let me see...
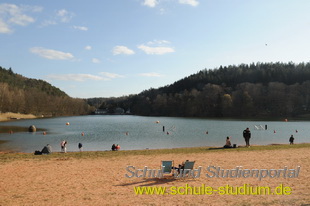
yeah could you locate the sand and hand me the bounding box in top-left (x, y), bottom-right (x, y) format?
top-left (0, 112), bottom-right (37, 122)
top-left (0, 147), bottom-right (309, 206)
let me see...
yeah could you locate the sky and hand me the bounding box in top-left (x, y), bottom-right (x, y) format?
top-left (1, 0), bottom-right (310, 98)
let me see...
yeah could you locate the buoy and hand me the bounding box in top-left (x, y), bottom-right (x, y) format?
top-left (66, 122), bottom-right (70, 125)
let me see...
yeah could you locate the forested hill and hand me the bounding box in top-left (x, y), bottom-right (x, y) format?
top-left (0, 66), bottom-right (92, 116)
top-left (159, 62), bottom-right (310, 94)
top-left (106, 62), bottom-right (310, 118)
top-left (0, 67), bottom-right (67, 97)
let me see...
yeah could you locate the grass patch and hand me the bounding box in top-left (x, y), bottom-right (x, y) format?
top-left (1, 143), bottom-right (310, 163)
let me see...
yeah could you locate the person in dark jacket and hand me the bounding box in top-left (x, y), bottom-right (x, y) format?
top-left (289, 135), bottom-right (294, 145)
top-left (41, 144), bottom-right (52, 154)
top-left (78, 143), bottom-right (83, 151)
top-left (243, 128), bottom-right (251, 147)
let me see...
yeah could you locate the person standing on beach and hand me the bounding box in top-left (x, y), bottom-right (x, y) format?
top-left (61, 140), bottom-right (67, 153)
top-left (78, 143), bottom-right (83, 151)
top-left (64, 141), bottom-right (67, 153)
top-left (289, 135), bottom-right (294, 145)
top-left (61, 140), bottom-right (65, 152)
top-left (243, 128), bottom-right (251, 147)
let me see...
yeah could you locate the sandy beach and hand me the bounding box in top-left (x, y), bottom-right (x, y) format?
top-left (0, 145), bottom-right (309, 206)
top-left (0, 112), bottom-right (37, 122)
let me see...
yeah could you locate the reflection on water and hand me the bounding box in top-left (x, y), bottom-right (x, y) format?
top-left (0, 115), bottom-right (309, 153)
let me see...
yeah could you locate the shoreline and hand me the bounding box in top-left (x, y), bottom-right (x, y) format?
top-left (1, 143), bottom-right (309, 159)
top-left (1, 142), bottom-right (310, 155)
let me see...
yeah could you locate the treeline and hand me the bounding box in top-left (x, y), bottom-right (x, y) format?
top-left (87, 96), bottom-right (131, 114)
top-left (0, 67), bottom-right (93, 116)
top-left (98, 62), bottom-right (310, 118)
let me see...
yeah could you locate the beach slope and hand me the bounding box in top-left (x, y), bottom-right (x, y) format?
top-left (0, 145), bottom-right (309, 206)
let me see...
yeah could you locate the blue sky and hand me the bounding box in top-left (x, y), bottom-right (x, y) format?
top-left (1, 0), bottom-right (310, 98)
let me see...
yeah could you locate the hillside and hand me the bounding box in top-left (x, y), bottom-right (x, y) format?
top-left (96, 62), bottom-right (310, 118)
top-left (0, 67), bottom-right (67, 97)
top-left (0, 66), bottom-right (92, 116)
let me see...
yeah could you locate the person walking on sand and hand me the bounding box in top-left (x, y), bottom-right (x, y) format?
top-left (243, 128), bottom-right (251, 147)
top-left (289, 135), bottom-right (294, 145)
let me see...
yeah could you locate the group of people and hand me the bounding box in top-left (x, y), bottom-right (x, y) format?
top-left (223, 127), bottom-right (295, 148)
top-left (222, 127), bottom-right (250, 148)
top-left (60, 141), bottom-right (83, 152)
top-left (36, 141), bottom-right (123, 154)
top-left (111, 144), bottom-right (121, 151)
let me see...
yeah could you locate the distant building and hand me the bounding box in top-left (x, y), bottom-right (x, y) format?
top-left (94, 109), bottom-right (108, 115)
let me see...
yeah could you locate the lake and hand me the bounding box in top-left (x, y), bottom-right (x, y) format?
top-left (0, 115), bottom-right (309, 153)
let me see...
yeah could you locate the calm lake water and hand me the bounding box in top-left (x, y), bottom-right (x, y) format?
top-left (0, 115), bottom-right (309, 153)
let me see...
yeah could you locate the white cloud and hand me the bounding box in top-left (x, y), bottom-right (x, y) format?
top-left (85, 45), bottom-right (92, 50)
top-left (73, 25), bottom-right (88, 31)
top-left (178, 0), bottom-right (199, 7)
top-left (40, 9), bottom-right (74, 27)
top-left (100, 72), bottom-right (124, 79)
top-left (92, 58), bottom-right (100, 63)
top-left (113, 46), bottom-right (135, 55)
top-left (139, 72), bottom-right (163, 77)
top-left (46, 72), bottom-right (125, 82)
top-left (9, 13), bottom-right (34, 26)
top-left (0, 3), bottom-right (42, 33)
top-left (46, 74), bottom-right (103, 82)
top-left (147, 40), bottom-right (171, 45)
top-left (24, 5), bottom-right (43, 13)
top-left (40, 20), bottom-right (57, 27)
top-left (138, 45), bottom-right (175, 55)
top-left (56, 9), bottom-right (74, 23)
top-left (30, 47), bottom-right (74, 60)
top-left (143, 0), bottom-right (158, 8)
top-left (0, 19), bottom-right (11, 33)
